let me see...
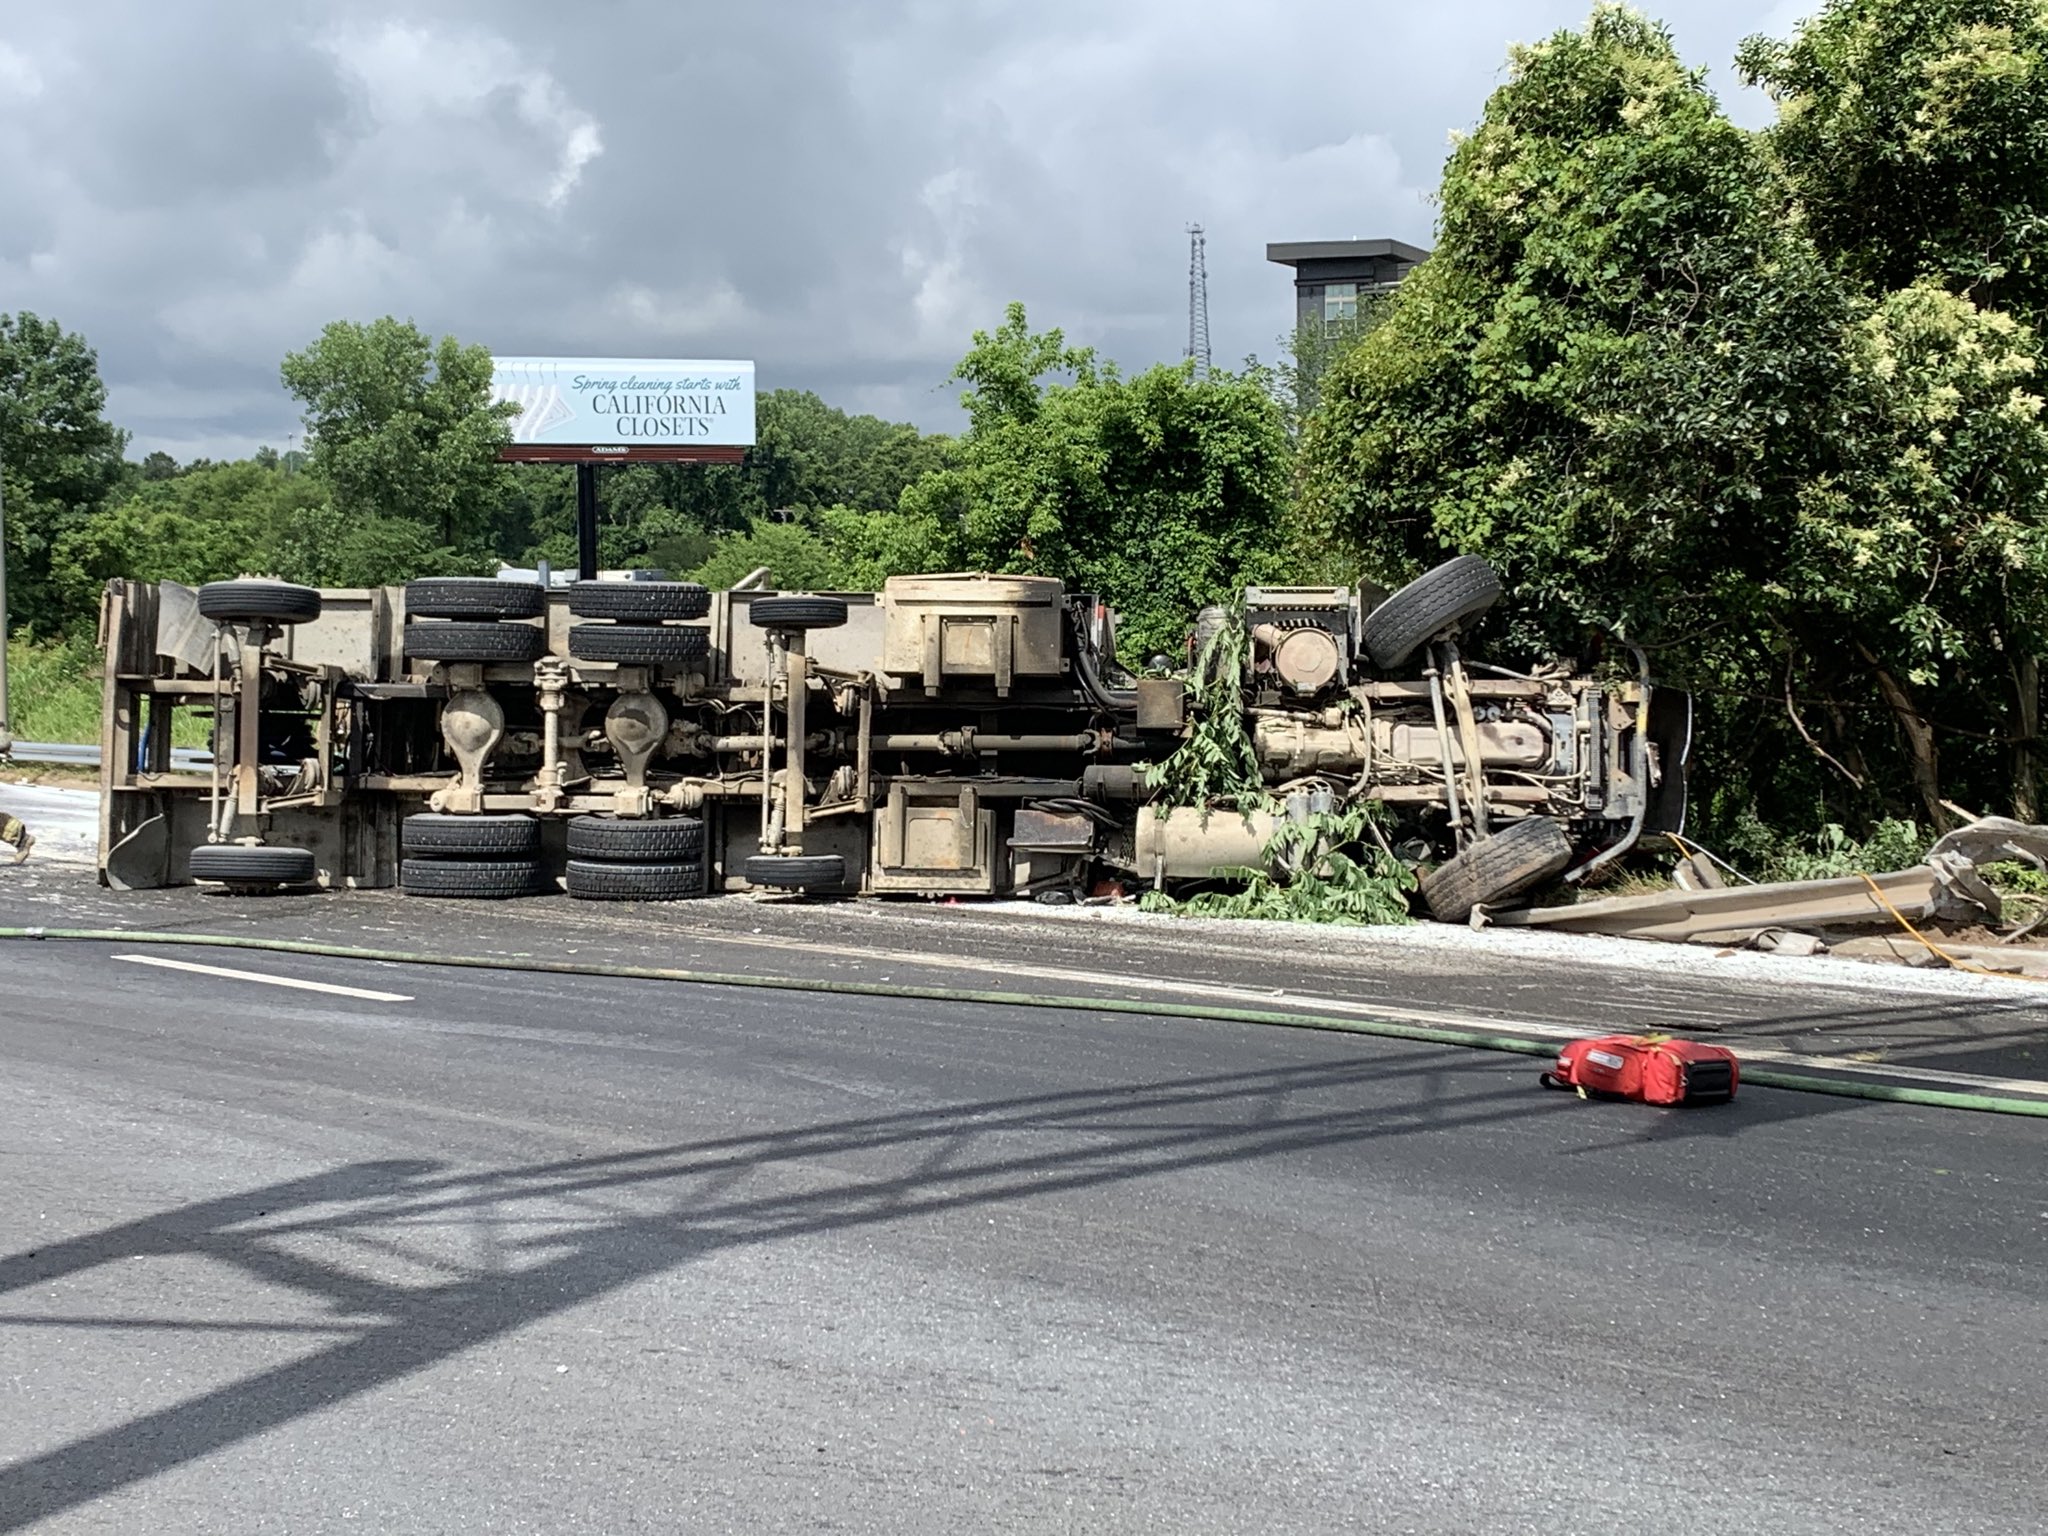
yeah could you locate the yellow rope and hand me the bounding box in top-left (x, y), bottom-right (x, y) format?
top-left (1856, 870), bottom-right (2048, 983)
top-left (1668, 833), bottom-right (2044, 981)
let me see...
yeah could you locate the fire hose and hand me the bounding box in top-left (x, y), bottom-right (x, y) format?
top-left (1, 926), bottom-right (2044, 1117)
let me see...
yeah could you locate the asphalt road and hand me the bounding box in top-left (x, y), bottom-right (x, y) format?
top-left (11, 782), bottom-right (2048, 1084)
top-left (1, 939), bottom-right (2043, 1533)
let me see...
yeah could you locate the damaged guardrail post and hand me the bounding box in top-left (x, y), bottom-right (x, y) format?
top-left (1488, 814), bottom-right (2048, 948)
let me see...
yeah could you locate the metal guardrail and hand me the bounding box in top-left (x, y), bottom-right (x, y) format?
top-left (8, 741), bottom-right (212, 770)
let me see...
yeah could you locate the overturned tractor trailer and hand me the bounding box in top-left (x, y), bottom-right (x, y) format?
top-left (94, 556), bottom-right (1691, 921)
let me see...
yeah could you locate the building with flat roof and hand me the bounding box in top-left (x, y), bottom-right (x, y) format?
top-left (1266, 238), bottom-right (1429, 331)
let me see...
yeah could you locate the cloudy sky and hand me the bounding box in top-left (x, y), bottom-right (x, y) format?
top-left (1, 0), bottom-right (1811, 459)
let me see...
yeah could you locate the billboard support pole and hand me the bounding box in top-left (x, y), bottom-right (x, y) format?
top-left (575, 463), bottom-right (599, 582)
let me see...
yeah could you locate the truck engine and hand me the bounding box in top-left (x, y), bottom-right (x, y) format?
top-left (94, 557), bottom-right (1689, 921)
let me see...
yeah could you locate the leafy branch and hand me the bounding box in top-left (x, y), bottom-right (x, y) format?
top-left (1140, 805), bottom-right (1416, 926)
top-left (1144, 607), bottom-right (1264, 810)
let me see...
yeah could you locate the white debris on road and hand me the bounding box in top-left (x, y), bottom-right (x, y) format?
top-left (0, 782), bottom-right (98, 866)
top-left (12, 779), bottom-right (2047, 1002)
top-left (992, 894), bottom-right (2048, 1005)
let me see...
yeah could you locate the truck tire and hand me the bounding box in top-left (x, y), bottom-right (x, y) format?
top-left (400, 857), bottom-right (547, 899)
top-left (743, 852), bottom-right (846, 890)
top-left (189, 843), bottom-right (318, 888)
top-left (197, 580), bottom-right (322, 626)
top-left (566, 815), bottom-right (705, 862)
top-left (1360, 555), bottom-right (1502, 671)
top-left (566, 623), bottom-right (709, 666)
top-left (565, 858), bottom-right (706, 901)
top-left (402, 813), bottom-right (542, 858)
top-left (567, 581), bottom-right (711, 622)
top-left (1420, 815), bottom-right (1573, 923)
top-left (748, 595), bottom-right (848, 632)
top-left (404, 577), bottom-right (545, 620)
top-left (404, 621), bottom-right (547, 664)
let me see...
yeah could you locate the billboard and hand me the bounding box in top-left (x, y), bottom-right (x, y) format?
top-left (492, 357), bottom-right (755, 463)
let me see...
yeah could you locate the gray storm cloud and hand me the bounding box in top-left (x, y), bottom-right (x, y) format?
top-left (0, 0), bottom-right (1801, 458)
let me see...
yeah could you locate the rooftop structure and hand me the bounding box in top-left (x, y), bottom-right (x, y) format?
top-left (1266, 238), bottom-right (1429, 332)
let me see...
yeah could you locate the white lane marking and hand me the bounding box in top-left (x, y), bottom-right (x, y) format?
top-left (113, 953), bottom-right (413, 1003)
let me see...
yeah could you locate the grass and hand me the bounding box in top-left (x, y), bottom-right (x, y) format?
top-left (7, 636), bottom-right (103, 744)
top-left (6, 635), bottom-right (210, 748)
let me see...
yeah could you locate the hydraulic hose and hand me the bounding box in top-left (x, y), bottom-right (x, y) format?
top-left (3, 926), bottom-right (2045, 1118)
top-left (1065, 609), bottom-right (1135, 716)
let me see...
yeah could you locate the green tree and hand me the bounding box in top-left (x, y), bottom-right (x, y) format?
top-left (280, 318), bottom-right (512, 558)
top-left (506, 394), bottom-right (948, 578)
top-left (1295, 5), bottom-right (2048, 833)
top-left (53, 459), bottom-right (440, 609)
top-left (1739, 0), bottom-right (2048, 324)
top-left (679, 506), bottom-right (952, 592)
top-left (1785, 283), bottom-right (2048, 822)
top-left (54, 465), bottom-right (274, 607)
top-left (1299, 9), bottom-right (1850, 644)
top-left (684, 518), bottom-right (856, 592)
top-left (902, 303), bottom-right (1294, 658)
top-left (745, 390), bottom-right (949, 516)
top-left (1273, 297), bottom-right (1391, 435)
top-left (0, 312), bottom-right (126, 635)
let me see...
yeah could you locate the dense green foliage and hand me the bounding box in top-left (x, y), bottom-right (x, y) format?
top-left (280, 318), bottom-right (514, 556)
top-left (1296, 3), bottom-right (2048, 839)
top-left (902, 304), bottom-right (1296, 657)
top-left (1297, 8), bottom-right (1851, 651)
top-left (1273, 302), bottom-right (1390, 438)
top-left (515, 389), bottom-right (952, 587)
top-left (0, 313), bottom-right (126, 636)
top-left (46, 318), bottom-right (515, 617)
top-left (5, 633), bottom-right (105, 744)
top-left (54, 458), bottom-right (437, 614)
top-left (1144, 611), bottom-right (1264, 810)
top-left (1738, 0), bottom-right (2048, 324)
top-left (1721, 813), bottom-right (1931, 883)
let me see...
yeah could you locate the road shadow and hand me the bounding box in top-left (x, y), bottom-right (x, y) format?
top-left (1726, 991), bottom-right (2048, 1081)
top-left (0, 1047), bottom-right (1849, 1527)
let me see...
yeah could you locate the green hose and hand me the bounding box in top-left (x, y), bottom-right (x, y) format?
top-left (6, 925), bottom-right (2046, 1118)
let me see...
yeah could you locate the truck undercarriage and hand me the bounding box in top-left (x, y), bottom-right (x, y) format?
top-left (95, 560), bottom-right (1689, 920)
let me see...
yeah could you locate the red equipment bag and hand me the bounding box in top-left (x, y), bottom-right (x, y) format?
top-left (1541, 1034), bottom-right (1738, 1105)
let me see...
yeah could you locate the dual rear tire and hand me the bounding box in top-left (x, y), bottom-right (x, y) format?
top-left (400, 813), bottom-right (546, 898)
top-left (396, 812), bottom-right (711, 901)
top-left (564, 814), bottom-right (707, 901)
top-left (565, 581), bottom-right (712, 669)
top-left (403, 579), bottom-right (547, 665)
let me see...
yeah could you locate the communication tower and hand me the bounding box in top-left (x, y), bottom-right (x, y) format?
top-left (1186, 223), bottom-right (1212, 380)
